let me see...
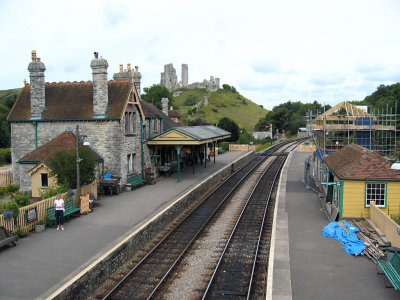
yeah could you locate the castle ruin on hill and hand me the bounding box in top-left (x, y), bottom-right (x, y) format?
top-left (160, 63), bottom-right (220, 92)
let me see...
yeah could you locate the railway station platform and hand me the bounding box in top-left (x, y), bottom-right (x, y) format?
top-left (0, 151), bottom-right (249, 300)
top-left (269, 150), bottom-right (395, 299)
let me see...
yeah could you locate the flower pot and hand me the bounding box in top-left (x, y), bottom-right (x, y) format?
top-left (35, 224), bottom-right (45, 233)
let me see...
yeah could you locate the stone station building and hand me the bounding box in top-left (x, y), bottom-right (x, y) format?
top-left (7, 51), bottom-right (231, 195)
top-left (7, 51), bottom-right (178, 193)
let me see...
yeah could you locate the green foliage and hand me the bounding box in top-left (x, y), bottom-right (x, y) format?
top-left (237, 128), bottom-right (252, 144)
top-left (222, 84), bottom-right (237, 93)
top-left (15, 227), bottom-right (29, 238)
top-left (12, 192), bottom-right (30, 207)
top-left (0, 88), bottom-right (21, 148)
top-left (0, 148), bottom-right (11, 165)
top-left (184, 95), bottom-right (198, 106)
top-left (4, 201), bottom-right (19, 220)
top-left (172, 87), bottom-right (268, 131)
top-left (218, 117), bottom-right (239, 141)
top-left (219, 141), bottom-right (230, 151)
top-left (47, 147), bottom-right (96, 189)
top-left (39, 183), bottom-right (68, 200)
top-left (391, 213), bottom-right (400, 225)
top-left (255, 100), bottom-right (330, 136)
top-left (141, 84), bottom-right (173, 110)
top-left (6, 185), bottom-right (19, 193)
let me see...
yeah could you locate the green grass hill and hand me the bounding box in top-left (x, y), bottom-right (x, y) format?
top-left (173, 87), bottom-right (268, 131)
top-left (0, 88), bottom-right (22, 106)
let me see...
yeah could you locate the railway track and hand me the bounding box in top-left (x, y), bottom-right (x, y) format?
top-left (202, 154), bottom-right (286, 299)
top-left (99, 141), bottom-right (297, 300)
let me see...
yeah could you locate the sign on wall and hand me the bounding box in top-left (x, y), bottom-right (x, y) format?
top-left (26, 207), bottom-right (38, 223)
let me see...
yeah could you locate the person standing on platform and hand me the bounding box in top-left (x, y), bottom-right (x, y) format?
top-left (54, 194), bottom-right (65, 231)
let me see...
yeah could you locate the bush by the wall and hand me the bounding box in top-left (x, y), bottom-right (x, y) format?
top-left (0, 148), bottom-right (11, 165)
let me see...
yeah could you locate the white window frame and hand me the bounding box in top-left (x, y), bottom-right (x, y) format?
top-left (365, 182), bottom-right (386, 208)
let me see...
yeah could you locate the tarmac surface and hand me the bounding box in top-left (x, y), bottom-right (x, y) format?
top-left (0, 151), bottom-right (247, 300)
top-left (0, 149), bottom-right (397, 300)
top-left (269, 150), bottom-right (395, 300)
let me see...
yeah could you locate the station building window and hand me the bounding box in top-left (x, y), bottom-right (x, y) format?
top-left (365, 182), bottom-right (386, 208)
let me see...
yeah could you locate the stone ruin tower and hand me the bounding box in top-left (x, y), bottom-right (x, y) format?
top-left (181, 64), bottom-right (188, 87)
top-left (160, 63), bottom-right (178, 91)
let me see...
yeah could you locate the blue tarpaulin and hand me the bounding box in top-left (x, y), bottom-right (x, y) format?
top-left (103, 173), bottom-right (112, 179)
top-left (322, 221), bottom-right (366, 255)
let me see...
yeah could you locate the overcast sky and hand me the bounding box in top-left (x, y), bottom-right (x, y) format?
top-left (0, 0), bottom-right (399, 110)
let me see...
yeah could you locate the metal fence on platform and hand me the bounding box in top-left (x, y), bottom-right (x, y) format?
top-left (303, 155), bottom-right (323, 196)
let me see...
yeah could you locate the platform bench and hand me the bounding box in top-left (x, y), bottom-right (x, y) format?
top-left (378, 251), bottom-right (400, 290)
top-left (46, 198), bottom-right (81, 225)
top-left (127, 174), bottom-right (146, 189)
top-left (0, 226), bottom-right (17, 248)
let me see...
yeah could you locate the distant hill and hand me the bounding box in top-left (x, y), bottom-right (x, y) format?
top-left (173, 87), bottom-right (268, 131)
top-left (0, 88), bottom-right (22, 106)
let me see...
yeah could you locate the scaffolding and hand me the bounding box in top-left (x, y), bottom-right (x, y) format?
top-left (307, 101), bottom-right (398, 159)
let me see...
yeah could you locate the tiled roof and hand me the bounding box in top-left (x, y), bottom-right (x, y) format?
top-left (7, 81), bottom-right (131, 121)
top-left (323, 144), bottom-right (400, 180)
top-left (168, 110), bottom-right (182, 118)
top-left (140, 100), bottom-right (180, 130)
top-left (18, 131), bottom-right (103, 163)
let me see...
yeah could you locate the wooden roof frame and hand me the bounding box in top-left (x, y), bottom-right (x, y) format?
top-left (120, 84), bottom-right (145, 122)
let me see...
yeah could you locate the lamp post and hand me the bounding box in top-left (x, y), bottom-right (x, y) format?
top-left (75, 125), bottom-right (89, 206)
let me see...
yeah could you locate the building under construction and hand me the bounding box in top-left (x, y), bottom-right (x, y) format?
top-left (307, 101), bottom-right (397, 160)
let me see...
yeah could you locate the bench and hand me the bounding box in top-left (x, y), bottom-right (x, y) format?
top-left (46, 198), bottom-right (81, 225)
top-left (378, 251), bottom-right (400, 290)
top-left (0, 226), bottom-right (17, 248)
top-left (127, 173), bottom-right (146, 189)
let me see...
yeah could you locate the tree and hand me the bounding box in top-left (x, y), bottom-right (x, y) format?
top-left (47, 147), bottom-right (96, 189)
top-left (188, 118), bottom-right (210, 126)
top-left (218, 117), bottom-right (239, 141)
top-left (141, 84), bottom-right (173, 110)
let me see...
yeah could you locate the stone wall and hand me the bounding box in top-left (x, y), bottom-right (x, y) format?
top-left (51, 151), bottom-right (256, 300)
top-left (11, 105), bottom-right (152, 191)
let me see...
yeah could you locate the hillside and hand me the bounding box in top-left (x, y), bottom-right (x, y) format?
top-left (173, 87), bottom-right (268, 131)
top-left (0, 88), bottom-right (22, 106)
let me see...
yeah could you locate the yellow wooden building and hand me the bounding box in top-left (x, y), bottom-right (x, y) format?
top-left (28, 163), bottom-right (58, 198)
top-left (323, 144), bottom-right (400, 218)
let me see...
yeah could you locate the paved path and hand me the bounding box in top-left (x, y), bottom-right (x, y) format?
top-left (0, 151), bottom-right (247, 300)
top-left (270, 150), bottom-right (395, 299)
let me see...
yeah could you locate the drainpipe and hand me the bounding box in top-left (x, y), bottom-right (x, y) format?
top-left (176, 145), bottom-right (182, 182)
top-left (149, 118), bottom-right (152, 138)
top-left (33, 121), bottom-right (38, 149)
top-left (140, 118), bottom-right (144, 177)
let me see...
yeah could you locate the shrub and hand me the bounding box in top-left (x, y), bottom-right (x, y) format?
top-left (39, 183), bottom-right (68, 200)
top-left (184, 95), bottom-right (197, 106)
top-left (12, 192), bottom-right (30, 207)
top-left (6, 185), bottom-right (19, 193)
top-left (391, 214), bottom-right (400, 225)
top-left (220, 142), bottom-right (230, 151)
top-left (212, 108), bottom-right (219, 113)
top-left (4, 201), bottom-right (19, 220)
top-left (0, 148), bottom-right (11, 165)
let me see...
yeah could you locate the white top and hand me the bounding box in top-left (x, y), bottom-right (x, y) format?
top-left (54, 199), bottom-right (64, 211)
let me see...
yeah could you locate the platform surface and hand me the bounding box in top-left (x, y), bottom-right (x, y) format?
top-left (0, 151), bottom-right (247, 300)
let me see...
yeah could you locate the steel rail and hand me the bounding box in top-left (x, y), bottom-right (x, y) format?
top-left (201, 155), bottom-right (286, 300)
top-left (102, 143), bottom-right (290, 300)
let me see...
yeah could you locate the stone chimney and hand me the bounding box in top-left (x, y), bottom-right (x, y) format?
top-left (134, 66), bottom-right (142, 96)
top-left (90, 52), bottom-right (109, 118)
top-left (161, 98), bottom-right (169, 115)
top-left (28, 50), bottom-right (46, 120)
